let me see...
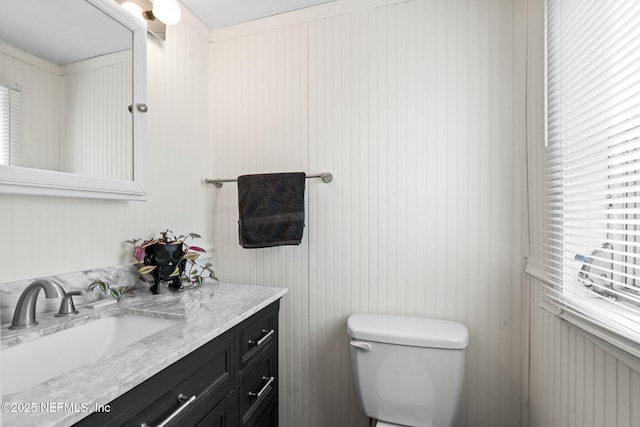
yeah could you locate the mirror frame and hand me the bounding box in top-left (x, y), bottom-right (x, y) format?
top-left (0, 0), bottom-right (147, 200)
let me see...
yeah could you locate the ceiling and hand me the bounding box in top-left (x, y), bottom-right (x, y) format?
top-left (0, 0), bottom-right (131, 66)
top-left (179, 0), bottom-right (337, 30)
top-left (0, 0), bottom-right (335, 66)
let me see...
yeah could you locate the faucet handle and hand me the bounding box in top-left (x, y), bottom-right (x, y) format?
top-left (56, 289), bottom-right (87, 316)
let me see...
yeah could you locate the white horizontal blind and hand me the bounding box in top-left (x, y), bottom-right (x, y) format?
top-left (546, 0), bottom-right (640, 343)
top-left (0, 82), bottom-right (21, 166)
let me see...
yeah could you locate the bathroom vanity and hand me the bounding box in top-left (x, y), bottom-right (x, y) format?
top-left (75, 300), bottom-right (279, 426)
top-left (0, 282), bottom-right (287, 427)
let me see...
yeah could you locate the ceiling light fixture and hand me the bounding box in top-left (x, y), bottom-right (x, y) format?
top-left (151, 0), bottom-right (182, 26)
top-left (120, 2), bottom-right (146, 22)
top-left (115, 0), bottom-right (181, 41)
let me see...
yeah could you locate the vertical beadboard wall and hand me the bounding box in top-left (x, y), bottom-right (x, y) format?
top-left (0, 8), bottom-right (213, 282)
top-left (210, 22), bottom-right (312, 426)
top-left (210, 0), bottom-right (528, 426)
top-left (0, 42), bottom-right (62, 172)
top-left (525, 0), bottom-right (640, 426)
top-left (61, 52), bottom-right (133, 180)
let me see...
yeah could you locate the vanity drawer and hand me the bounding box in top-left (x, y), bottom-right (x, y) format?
top-left (75, 333), bottom-right (234, 427)
top-left (239, 306), bottom-right (277, 368)
top-left (196, 388), bottom-right (238, 426)
top-left (247, 399), bottom-right (277, 427)
top-left (133, 338), bottom-right (234, 427)
top-left (240, 348), bottom-right (277, 425)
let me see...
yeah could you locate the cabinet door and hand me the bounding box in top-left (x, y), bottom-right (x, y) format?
top-left (240, 349), bottom-right (276, 425)
top-left (247, 400), bottom-right (277, 427)
top-left (197, 389), bottom-right (239, 427)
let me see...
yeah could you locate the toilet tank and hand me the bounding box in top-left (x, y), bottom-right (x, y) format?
top-left (347, 314), bottom-right (469, 427)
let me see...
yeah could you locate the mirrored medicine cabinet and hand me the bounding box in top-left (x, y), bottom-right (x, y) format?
top-left (0, 0), bottom-right (147, 199)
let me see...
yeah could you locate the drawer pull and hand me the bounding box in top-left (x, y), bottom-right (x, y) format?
top-left (248, 376), bottom-right (275, 399)
top-left (140, 394), bottom-right (197, 427)
top-left (248, 329), bottom-right (274, 347)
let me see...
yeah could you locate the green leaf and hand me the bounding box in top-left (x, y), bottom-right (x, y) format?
top-left (184, 252), bottom-right (200, 261)
top-left (169, 266), bottom-right (181, 277)
top-left (99, 281), bottom-right (109, 293)
top-left (188, 233), bottom-right (201, 239)
top-left (138, 265), bottom-right (157, 275)
top-left (109, 288), bottom-right (121, 301)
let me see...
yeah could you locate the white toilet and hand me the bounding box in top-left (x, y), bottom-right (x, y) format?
top-left (347, 314), bottom-right (469, 427)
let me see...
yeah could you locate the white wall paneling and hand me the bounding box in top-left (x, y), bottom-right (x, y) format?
top-left (527, 277), bottom-right (640, 427)
top-left (210, 0), bottom-right (528, 425)
top-left (61, 51), bottom-right (132, 180)
top-left (210, 23), bottom-right (312, 426)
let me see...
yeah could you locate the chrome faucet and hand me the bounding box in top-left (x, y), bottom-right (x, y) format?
top-left (56, 289), bottom-right (87, 316)
top-left (9, 279), bottom-right (85, 330)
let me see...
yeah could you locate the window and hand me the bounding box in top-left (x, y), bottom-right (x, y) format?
top-left (0, 82), bottom-right (21, 166)
top-left (546, 0), bottom-right (640, 343)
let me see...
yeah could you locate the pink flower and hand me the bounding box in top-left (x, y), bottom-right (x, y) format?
top-left (188, 246), bottom-right (206, 253)
top-left (135, 245), bottom-right (147, 261)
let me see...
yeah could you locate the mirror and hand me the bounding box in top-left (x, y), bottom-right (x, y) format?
top-left (0, 0), bottom-right (146, 199)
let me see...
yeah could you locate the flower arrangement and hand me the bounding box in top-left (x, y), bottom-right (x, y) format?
top-left (127, 229), bottom-right (218, 293)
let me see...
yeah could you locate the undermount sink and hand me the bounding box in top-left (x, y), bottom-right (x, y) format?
top-left (1, 314), bottom-right (180, 396)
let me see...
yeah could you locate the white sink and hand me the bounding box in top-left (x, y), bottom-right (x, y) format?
top-left (1, 314), bottom-right (180, 396)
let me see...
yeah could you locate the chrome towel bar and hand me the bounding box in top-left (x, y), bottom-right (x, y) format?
top-left (205, 172), bottom-right (333, 188)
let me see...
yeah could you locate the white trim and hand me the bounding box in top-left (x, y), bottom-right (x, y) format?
top-left (0, 40), bottom-right (61, 75)
top-left (181, 3), bottom-right (212, 40)
top-left (528, 257), bottom-right (640, 367)
top-left (0, 165), bottom-right (145, 199)
top-left (0, 0), bottom-right (147, 200)
top-left (209, 0), bottom-right (411, 42)
top-left (524, 257), bottom-right (553, 285)
top-left (60, 50), bottom-right (131, 76)
top-left (538, 299), bottom-right (640, 369)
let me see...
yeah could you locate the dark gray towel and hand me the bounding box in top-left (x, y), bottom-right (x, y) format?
top-left (237, 172), bottom-right (306, 248)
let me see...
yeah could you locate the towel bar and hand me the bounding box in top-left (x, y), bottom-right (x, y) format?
top-left (205, 172), bottom-right (333, 188)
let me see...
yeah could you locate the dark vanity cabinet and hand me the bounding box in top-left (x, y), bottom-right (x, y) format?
top-left (74, 301), bottom-right (279, 427)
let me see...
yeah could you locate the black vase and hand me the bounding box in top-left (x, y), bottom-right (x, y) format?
top-left (144, 243), bottom-right (186, 294)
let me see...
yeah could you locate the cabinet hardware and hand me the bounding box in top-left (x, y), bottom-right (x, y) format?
top-left (248, 329), bottom-right (274, 347)
top-left (248, 376), bottom-right (275, 399)
top-left (140, 394), bottom-right (197, 427)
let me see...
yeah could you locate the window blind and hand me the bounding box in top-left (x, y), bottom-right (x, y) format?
top-left (546, 0), bottom-right (640, 343)
top-left (0, 82), bottom-right (21, 166)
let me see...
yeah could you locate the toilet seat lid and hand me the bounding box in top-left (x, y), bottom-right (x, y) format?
top-left (347, 313), bottom-right (469, 349)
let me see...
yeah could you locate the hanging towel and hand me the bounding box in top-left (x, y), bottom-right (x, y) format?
top-left (237, 172), bottom-right (306, 248)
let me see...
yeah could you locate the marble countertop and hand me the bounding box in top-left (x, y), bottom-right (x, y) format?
top-left (0, 282), bottom-right (288, 427)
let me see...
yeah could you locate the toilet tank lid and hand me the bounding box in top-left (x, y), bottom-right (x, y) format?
top-left (347, 314), bottom-right (469, 349)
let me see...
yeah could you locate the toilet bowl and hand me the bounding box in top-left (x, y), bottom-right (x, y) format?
top-left (347, 314), bottom-right (469, 427)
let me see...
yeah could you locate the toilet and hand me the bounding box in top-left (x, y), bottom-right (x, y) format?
top-left (347, 314), bottom-right (469, 427)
